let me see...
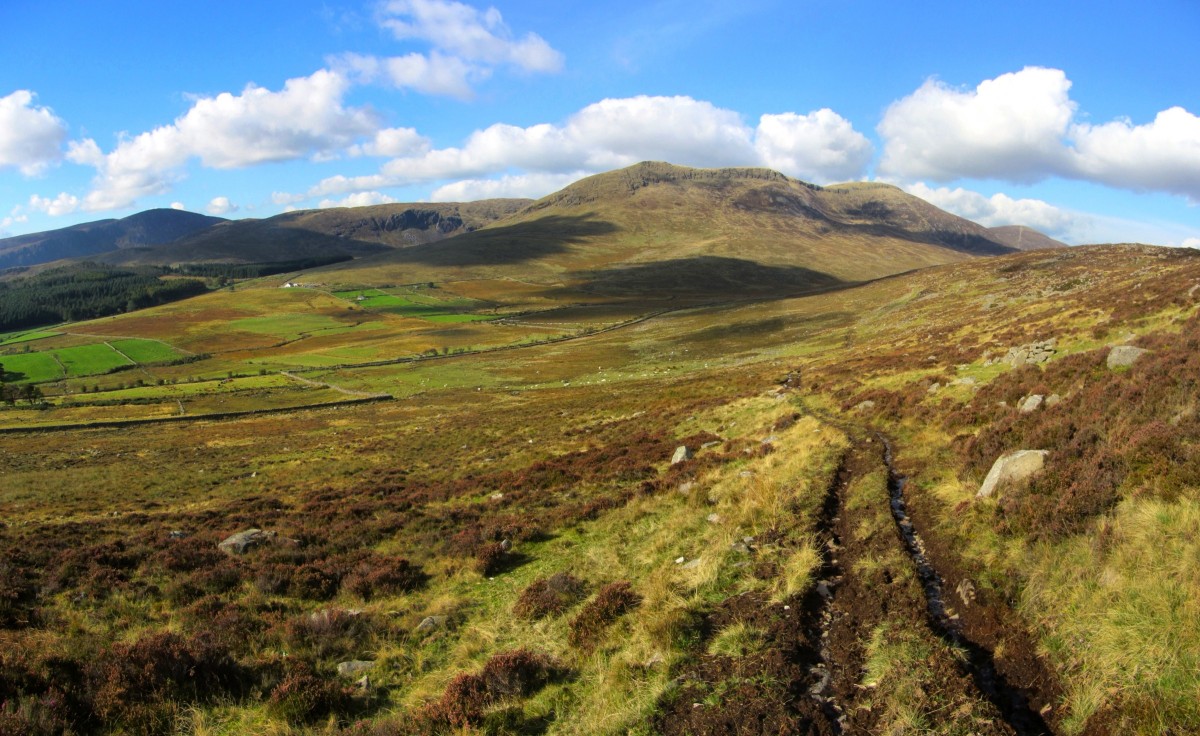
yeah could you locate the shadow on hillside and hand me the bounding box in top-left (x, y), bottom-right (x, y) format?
top-left (386, 213), bottom-right (619, 267)
top-left (565, 256), bottom-right (847, 297)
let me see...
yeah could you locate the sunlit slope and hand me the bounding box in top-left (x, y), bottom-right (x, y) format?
top-left (320, 162), bottom-right (1018, 298)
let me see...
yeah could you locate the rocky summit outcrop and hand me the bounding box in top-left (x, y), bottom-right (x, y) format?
top-left (1107, 345), bottom-right (1149, 369)
top-left (977, 450), bottom-right (1049, 498)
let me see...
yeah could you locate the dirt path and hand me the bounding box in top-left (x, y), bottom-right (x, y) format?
top-left (796, 430), bottom-right (1058, 735)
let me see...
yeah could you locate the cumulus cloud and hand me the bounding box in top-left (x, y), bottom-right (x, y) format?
top-left (878, 67), bottom-right (1075, 182)
top-left (0, 90), bottom-right (69, 176)
top-left (317, 191), bottom-right (399, 208)
top-left (28, 192), bottom-right (80, 217)
top-left (377, 0), bottom-right (563, 72)
top-left (77, 70), bottom-right (378, 211)
top-left (1070, 107), bottom-right (1200, 202)
top-left (903, 182), bottom-right (1081, 239)
top-left (305, 95), bottom-right (872, 201)
top-left (879, 67), bottom-right (1200, 202)
top-left (756, 110), bottom-right (873, 183)
top-left (170, 201), bottom-right (186, 210)
top-left (430, 171), bottom-right (589, 201)
top-left (348, 126), bottom-right (431, 157)
top-left (333, 0), bottom-right (564, 99)
top-left (1184, 237), bottom-right (1200, 249)
top-left (206, 196), bottom-right (239, 215)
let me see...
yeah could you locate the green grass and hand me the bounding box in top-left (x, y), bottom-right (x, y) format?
top-left (0, 329), bottom-right (60, 346)
top-left (107, 338), bottom-right (185, 364)
top-left (54, 343), bottom-right (133, 377)
top-left (0, 350), bottom-right (64, 382)
top-left (332, 287), bottom-right (492, 321)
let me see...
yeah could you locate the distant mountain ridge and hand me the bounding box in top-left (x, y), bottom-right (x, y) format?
top-left (0, 209), bottom-right (226, 270)
top-left (986, 225), bottom-right (1068, 251)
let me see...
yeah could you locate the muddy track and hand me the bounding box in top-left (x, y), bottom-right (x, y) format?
top-left (878, 436), bottom-right (1053, 735)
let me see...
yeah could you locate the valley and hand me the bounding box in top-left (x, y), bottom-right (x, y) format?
top-left (1, 165), bottom-right (1198, 735)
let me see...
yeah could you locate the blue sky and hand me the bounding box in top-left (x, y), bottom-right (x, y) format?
top-left (2, 0), bottom-right (1198, 246)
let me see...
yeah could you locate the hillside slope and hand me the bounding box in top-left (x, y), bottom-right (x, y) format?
top-left (319, 162), bottom-right (1020, 298)
top-left (987, 224), bottom-right (1068, 250)
top-left (101, 200), bottom-right (531, 266)
top-left (0, 209), bottom-right (225, 269)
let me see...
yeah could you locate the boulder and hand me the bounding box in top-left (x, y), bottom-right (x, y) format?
top-left (977, 450), bottom-right (1048, 498)
top-left (217, 528), bottom-right (272, 555)
top-left (1107, 345), bottom-right (1149, 370)
top-left (1045, 393), bottom-right (1062, 408)
top-left (1003, 339), bottom-right (1056, 367)
top-left (671, 446), bottom-right (693, 465)
top-left (852, 400), bottom-right (876, 413)
top-left (1018, 395), bottom-right (1043, 414)
top-left (416, 615), bottom-right (448, 633)
top-left (337, 660), bottom-right (374, 677)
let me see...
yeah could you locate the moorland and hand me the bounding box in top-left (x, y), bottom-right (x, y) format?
top-left (1, 163), bottom-right (1196, 735)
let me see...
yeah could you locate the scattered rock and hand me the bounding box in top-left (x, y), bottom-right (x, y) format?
top-left (952, 376), bottom-right (977, 387)
top-left (355, 675), bottom-right (370, 691)
top-left (681, 558), bottom-right (701, 570)
top-left (489, 492), bottom-right (504, 501)
top-left (217, 528), bottom-right (273, 555)
top-left (1003, 339), bottom-right (1057, 367)
top-left (337, 660), bottom-right (374, 677)
top-left (700, 440), bottom-right (721, 450)
top-left (730, 541), bottom-right (751, 555)
top-left (706, 513), bottom-right (721, 524)
top-left (977, 450), bottom-right (1049, 498)
top-left (644, 652), bottom-right (665, 669)
top-left (416, 615), bottom-right (448, 632)
top-left (168, 530), bottom-right (187, 539)
top-left (956, 579), bottom-right (977, 606)
top-left (1045, 393), bottom-right (1062, 408)
top-left (927, 382), bottom-right (941, 394)
top-left (852, 400), bottom-right (875, 413)
top-left (677, 481), bottom-right (695, 495)
top-left (671, 446), bottom-right (693, 465)
top-left (674, 556), bottom-right (686, 565)
top-left (1018, 394), bottom-right (1044, 413)
top-left (1107, 345), bottom-right (1149, 369)
top-left (738, 470), bottom-right (754, 478)
top-left (815, 581), bottom-right (832, 599)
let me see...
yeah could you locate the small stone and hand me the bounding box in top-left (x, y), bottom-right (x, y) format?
top-left (701, 441), bottom-right (721, 450)
top-left (956, 579), bottom-right (977, 606)
top-left (1045, 393), bottom-right (1062, 407)
top-left (217, 528), bottom-right (272, 555)
top-left (730, 542), bottom-right (751, 554)
top-left (337, 660), bottom-right (374, 677)
top-left (355, 675), bottom-right (370, 691)
top-left (853, 400), bottom-right (876, 413)
top-left (816, 581), bottom-right (832, 599)
top-left (706, 513), bottom-right (721, 523)
top-left (489, 492), bottom-right (504, 501)
top-left (677, 481), bottom-right (695, 494)
top-left (1018, 395), bottom-right (1044, 413)
top-left (977, 450), bottom-right (1049, 498)
top-left (671, 446), bottom-right (693, 465)
top-left (674, 556), bottom-right (686, 565)
top-left (416, 615), bottom-right (448, 632)
top-left (168, 530), bottom-right (187, 539)
top-left (682, 558), bottom-right (701, 569)
top-left (1107, 345), bottom-right (1149, 369)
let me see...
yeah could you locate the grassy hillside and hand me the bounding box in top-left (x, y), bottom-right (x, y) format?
top-left (318, 162), bottom-right (1017, 302)
top-left (3, 242), bottom-right (1200, 734)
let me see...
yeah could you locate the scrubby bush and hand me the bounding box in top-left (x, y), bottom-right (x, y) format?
top-left (568, 581), bottom-right (642, 650)
top-left (514, 572), bottom-right (587, 619)
top-left (426, 649), bottom-right (562, 728)
top-left (266, 661), bottom-right (349, 724)
top-left (341, 556), bottom-right (428, 600)
top-left (0, 563), bottom-right (36, 628)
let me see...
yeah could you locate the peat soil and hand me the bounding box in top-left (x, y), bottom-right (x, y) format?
top-left (651, 428), bottom-right (1063, 735)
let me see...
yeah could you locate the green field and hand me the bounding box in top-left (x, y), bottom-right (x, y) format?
top-left (0, 329), bottom-right (60, 347)
top-left (107, 338), bottom-right (186, 363)
top-left (55, 343), bottom-right (133, 377)
top-left (0, 351), bottom-right (64, 382)
top-left (332, 286), bottom-right (493, 321)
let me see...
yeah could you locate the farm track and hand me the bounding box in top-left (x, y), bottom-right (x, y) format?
top-left (796, 425), bottom-right (1059, 734)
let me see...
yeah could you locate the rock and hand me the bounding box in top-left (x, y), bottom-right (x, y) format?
top-left (682, 558), bottom-right (701, 569)
top-left (701, 440), bottom-right (721, 450)
top-left (953, 376), bottom-right (977, 387)
top-left (217, 528), bottom-right (272, 555)
top-left (706, 513), bottom-right (721, 523)
top-left (489, 492), bottom-right (504, 501)
top-left (816, 581), bottom-right (832, 599)
top-left (1003, 339), bottom-right (1057, 367)
top-left (1018, 395), bottom-right (1044, 413)
top-left (416, 615), bottom-right (448, 632)
top-left (677, 481), bottom-right (695, 495)
top-left (500, 539), bottom-right (512, 551)
top-left (852, 400), bottom-right (875, 413)
top-left (1107, 345), bottom-right (1149, 369)
top-left (956, 579), bottom-right (977, 606)
top-left (927, 382), bottom-right (941, 394)
top-left (355, 675), bottom-right (370, 691)
top-left (671, 446), bottom-right (693, 465)
top-left (337, 660), bottom-right (374, 677)
top-left (674, 556), bottom-right (686, 565)
top-left (730, 541), bottom-right (751, 555)
top-left (168, 530), bottom-right (187, 539)
top-left (1045, 393), bottom-right (1062, 408)
top-left (977, 450), bottom-right (1049, 498)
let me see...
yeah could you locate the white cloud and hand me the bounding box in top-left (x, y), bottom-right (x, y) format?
top-left (28, 192), bottom-right (80, 217)
top-left (317, 191), bottom-right (399, 208)
top-left (430, 171), bottom-right (588, 201)
top-left (170, 201), bottom-right (186, 211)
top-left (1070, 107), bottom-right (1200, 202)
top-left (79, 69), bottom-right (378, 211)
top-left (303, 95), bottom-right (872, 201)
top-left (903, 182), bottom-right (1082, 239)
top-left (377, 0), bottom-right (563, 73)
top-left (879, 67), bottom-right (1200, 202)
top-left (1183, 237), bottom-right (1200, 249)
top-left (0, 90), bottom-right (69, 176)
top-left (878, 67), bottom-right (1075, 183)
top-left (756, 109), bottom-right (874, 183)
top-left (333, 0), bottom-right (564, 100)
top-left (349, 126), bottom-right (430, 157)
top-left (206, 196), bottom-right (238, 215)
